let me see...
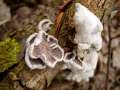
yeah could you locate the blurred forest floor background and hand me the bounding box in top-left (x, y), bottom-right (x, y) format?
top-left (0, 0), bottom-right (120, 90)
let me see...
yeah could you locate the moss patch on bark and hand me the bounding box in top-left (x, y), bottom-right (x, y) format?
top-left (0, 38), bottom-right (21, 72)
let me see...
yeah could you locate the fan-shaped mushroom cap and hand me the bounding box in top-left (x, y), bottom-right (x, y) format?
top-left (25, 19), bottom-right (64, 69)
top-left (30, 31), bottom-right (64, 68)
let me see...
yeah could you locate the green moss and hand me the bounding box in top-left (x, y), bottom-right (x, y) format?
top-left (0, 38), bottom-right (21, 72)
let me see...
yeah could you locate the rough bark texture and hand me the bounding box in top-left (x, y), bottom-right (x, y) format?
top-left (0, 0), bottom-right (119, 90)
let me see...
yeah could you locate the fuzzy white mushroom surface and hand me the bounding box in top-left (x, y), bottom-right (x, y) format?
top-left (63, 49), bottom-right (98, 82)
top-left (62, 3), bottom-right (103, 82)
top-left (74, 3), bottom-right (103, 51)
top-left (25, 19), bottom-right (64, 70)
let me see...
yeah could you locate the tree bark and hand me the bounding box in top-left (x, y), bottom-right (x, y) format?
top-left (0, 0), bottom-right (114, 90)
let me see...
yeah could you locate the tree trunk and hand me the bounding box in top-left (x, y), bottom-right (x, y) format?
top-left (0, 0), bottom-right (114, 90)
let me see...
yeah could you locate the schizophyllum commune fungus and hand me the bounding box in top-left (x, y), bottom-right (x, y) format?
top-left (25, 19), bottom-right (64, 69)
top-left (63, 3), bottom-right (103, 82)
top-left (24, 2), bottom-right (103, 82)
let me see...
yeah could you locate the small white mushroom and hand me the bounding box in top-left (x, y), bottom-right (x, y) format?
top-left (63, 51), bottom-right (83, 70)
top-left (25, 19), bottom-right (64, 69)
top-left (63, 49), bottom-right (98, 82)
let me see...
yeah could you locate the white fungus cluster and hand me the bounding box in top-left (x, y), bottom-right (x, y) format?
top-left (25, 19), bottom-right (64, 69)
top-left (63, 3), bottom-right (103, 82)
top-left (25, 3), bottom-right (103, 82)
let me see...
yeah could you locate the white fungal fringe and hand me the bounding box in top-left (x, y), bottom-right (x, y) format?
top-left (25, 19), bottom-right (64, 69)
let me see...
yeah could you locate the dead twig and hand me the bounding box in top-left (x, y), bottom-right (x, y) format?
top-left (55, 0), bottom-right (74, 38)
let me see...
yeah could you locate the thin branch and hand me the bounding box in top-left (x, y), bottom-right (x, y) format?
top-left (55, 0), bottom-right (74, 38)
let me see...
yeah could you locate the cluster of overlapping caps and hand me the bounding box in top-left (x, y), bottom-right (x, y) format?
top-left (25, 3), bottom-right (103, 82)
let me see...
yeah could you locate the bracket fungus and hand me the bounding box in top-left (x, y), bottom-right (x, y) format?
top-left (25, 19), bottom-right (64, 69)
top-left (62, 3), bottom-right (103, 82)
